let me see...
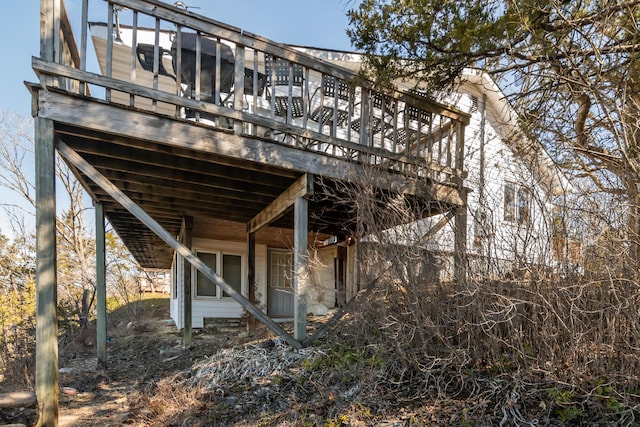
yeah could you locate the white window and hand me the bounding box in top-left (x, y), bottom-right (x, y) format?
top-left (194, 251), bottom-right (243, 298)
top-left (504, 182), bottom-right (531, 225)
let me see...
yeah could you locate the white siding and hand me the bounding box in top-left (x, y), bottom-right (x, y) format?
top-left (189, 239), bottom-right (247, 326)
top-left (170, 252), bottom-right (183, 329)
top-left (170, 237), bottom-right (332, 329)
top-left (420, 89), bottom-right (555, 272)
top-left (310, 246), bottom-right (338, 308)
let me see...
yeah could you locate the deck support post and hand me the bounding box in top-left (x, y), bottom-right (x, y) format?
top-left (293, 196), bottom-right (308, 341)
top-left (95, 202), bottom-right (107, 367)
top-left (453, 198), bottom-right (468, 288)
top-left (35, 116), bottom-right (58, 427)
top-left (181, 216), bottom-right (193, 348)
top-left (247, 231), bottom-right (256, 330)
top-left (453, 119), bottom-right (467, 288)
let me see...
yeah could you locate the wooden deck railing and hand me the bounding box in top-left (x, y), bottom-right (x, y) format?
top-left (33, 0), bottom-right (470, 184)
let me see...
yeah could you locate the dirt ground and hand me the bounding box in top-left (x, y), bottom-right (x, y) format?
top-left (56, 296), bottom-right (265, 427)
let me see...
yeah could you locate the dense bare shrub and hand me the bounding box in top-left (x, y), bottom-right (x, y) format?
top-left (314, 169), bottom-right (640, 422)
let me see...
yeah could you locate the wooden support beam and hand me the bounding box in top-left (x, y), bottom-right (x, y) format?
top-left (454, 194), bottom-right (468, 288)
top-left (95, 202), bottom-right (107, 367)
top-left (247, 174), bottom-right (314, 234)
top-left (293, 196), bottom-right (308, 341)
top-left (453, 120), bottom-right (467, 288)
top-left (419, 209), bottom-right (455, 244)
top-left (181, 216), bottom-right (193, 348)
top-left (56, 141), bottom-right (303, 350)
top-left (233, 43), bottom-right (245, 135)
top-left (35, 116), bottom-right (58, 427)
top-left (247, 231), bottom-right (256, 330)
top-left (36, 91), bottom-right (455, 198)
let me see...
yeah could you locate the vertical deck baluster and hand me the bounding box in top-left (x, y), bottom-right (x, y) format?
top-left (416, 110), bottom-right (424, 163)
top-left (303, 67), bottom-right (309, 132)
top-left (194, 32), bottom-right (201, 121)
top-left (234, 43), bottom-right (245, 134)
top-left (106, 2), bottom-right (113, 102)
top-left (251, 49), bottom-right (258, 135)
top-left (79, 0), bottom-right (88, 95)
top-left (129, 11), bottom-right (138, 107)
top-left (359, 89), bottom-right (371, 163)
top-left (332, 78), bottom-right (338, 142)
top-left (437, 115), bottom-right (443, 168)
top-left (414, 110), bottom-right (422, 161)
top-left (346, 86), bottom-right (354, 143)
top-left (426, 111), bottom-right (433, 167)
top-left (455, 120), bottom-right (465, 178)
top-left (268, 55), bottom-right (275, 118)
top-left (377, 94), bottom-right (385, 151)
top-left (317, 74), bottom-right (325, 134)
top-left (174, 27), bottom-right (182, 117)
top-left (214, 36), bottom-right (221, 106)
top-left (447, 120), bottom-right (454, 170)
top-left (287, 61), bottom-right (293, 124)
top-left (53, 0), bottom-right (62, 88)
top-left (391, 100), bottom-right (399, 155)
top-left (151, 17), bottom-right (160, 111)
top-left (400, 105), bottom-right (408, 160)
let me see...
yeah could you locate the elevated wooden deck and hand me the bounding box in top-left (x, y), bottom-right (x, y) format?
top-left (32, 2), bottom-right (471, 422)
top-left (31, 0), bottom-right (469, 269)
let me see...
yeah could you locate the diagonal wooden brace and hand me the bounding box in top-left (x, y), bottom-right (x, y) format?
top-left (56, 140), bottom-right (303, 349)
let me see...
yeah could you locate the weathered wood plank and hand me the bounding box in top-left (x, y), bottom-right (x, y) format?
top-left (35, 115), bottom-right (58, 427)
top-left (419, 209), bottom-right (455, 244)
top-left (293, 196), bottom-right (308, 341)
top-left (56, 141), bottom-right (303, 349)
top-left (89, 177), bottom-right (279, 207)
top-left (38, 91), bottom-right (454, 199)
top-left (71, 154), bottom-right (288, 197)
top-left (95, 202), bottom-right (107, 367)
top-left (181, 216), bottom-right (193, 348)
top-left (64, 138), bottom-right (295, 189)
top-left (55, 127), bottom-right (300, 178)
top-left (247, 174), bottom-right (314, 234)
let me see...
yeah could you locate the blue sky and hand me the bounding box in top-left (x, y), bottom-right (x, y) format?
top-left (0, 1), bottom-right (354, 236)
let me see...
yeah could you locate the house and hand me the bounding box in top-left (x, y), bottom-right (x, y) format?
top-left (31, 1), bottom-right (572, 423)
top-left (85, 6), bottom-right (568, 330)
top-left (85, 18), bottom-right (472, 330)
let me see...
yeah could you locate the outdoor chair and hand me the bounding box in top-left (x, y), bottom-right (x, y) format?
top-left (310, 75), bottom-right (354, 131)
top-left (264, 54), bottom-right (305, 119)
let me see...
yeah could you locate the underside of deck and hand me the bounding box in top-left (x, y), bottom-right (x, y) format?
top-left (35, 89), bottom-right (465, 269)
